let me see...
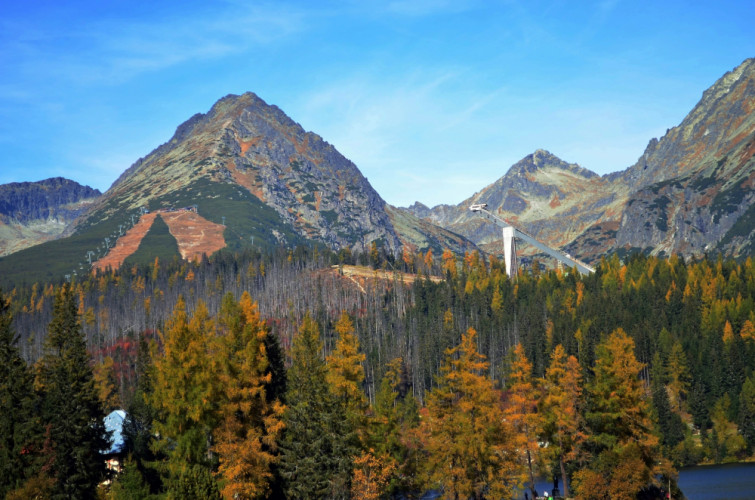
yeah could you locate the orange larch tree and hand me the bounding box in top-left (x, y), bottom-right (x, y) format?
top-left (573, 328), bottom-right (665, 500)
top-left (422, 328), bottom-right (521, 499)
top-left (326, 311), bottom-right (368, 429)
top-left (150, 297), bottom-right (219, 474)
top-left (540, 344), bottom-right (585, 498)
top-left (212, 292), bottom-right (285, 500)
top-left (505, 343), bottom-right (544, 499)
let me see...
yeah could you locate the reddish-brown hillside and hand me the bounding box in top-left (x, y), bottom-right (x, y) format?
top-left (93, 210), bottom-right (225, 271)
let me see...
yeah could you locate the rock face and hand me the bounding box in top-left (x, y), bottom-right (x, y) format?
top-left (86, 92), bottom-right (404, 254)
top-left (406, 58), bottom-right (755, 262)
top-left (612, 58), bottom-right (755, 258)
top-left (0, 178), bottom-right (101, 256)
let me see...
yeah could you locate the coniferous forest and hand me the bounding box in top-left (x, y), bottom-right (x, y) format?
top-left (2, 247), bottom-right (755, 499)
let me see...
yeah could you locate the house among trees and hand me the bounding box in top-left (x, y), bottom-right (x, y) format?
top-left (102, 409), bottom-right (127, 477)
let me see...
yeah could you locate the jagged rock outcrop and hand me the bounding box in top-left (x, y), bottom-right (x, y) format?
top-left (611, 58), bottom-right (755, 257)
top-left (71, 92), bottom-right (474, 262)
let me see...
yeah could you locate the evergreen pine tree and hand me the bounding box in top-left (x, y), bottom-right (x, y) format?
top-left (38, 283), bottom-right (109, 499)
top-left (110, 456), bottom-right (151, 500)
top-left (368, 357), bottom-right (420, 496)
top-left (739, 375), bottom-right (755, 453)
top-left (279, 313), bottom-right (355, 499)
top-left (651, 380), bottom-right (685, 451)
top-left (0, 289), bottom-right (41, 497)
top-left (169, 464), bottom-right (221, 500)
top-left (123, 332), bottom-right (160, 493)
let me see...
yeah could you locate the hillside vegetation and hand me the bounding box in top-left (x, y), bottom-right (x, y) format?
top-left (2, 247), bottom-right (755, 498)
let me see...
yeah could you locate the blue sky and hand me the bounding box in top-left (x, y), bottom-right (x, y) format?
top-left (1, 1), bottom-right (754, 207)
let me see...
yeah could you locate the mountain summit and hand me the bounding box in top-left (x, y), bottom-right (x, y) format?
top-left (0, 178), bottom-right (100, 256)
top-left (405, 148), bottom-right (624, 252)
top-left (86, 92), bottom-right (402, 253)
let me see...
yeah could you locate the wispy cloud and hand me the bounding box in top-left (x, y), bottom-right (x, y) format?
top-left (3, 3), bottom-right (309, 87)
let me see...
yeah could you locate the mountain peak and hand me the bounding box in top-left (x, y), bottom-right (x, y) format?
top-left (86, 90), bottom-right (403, 256)
top-left (507, 149), bottom-right (598, 179)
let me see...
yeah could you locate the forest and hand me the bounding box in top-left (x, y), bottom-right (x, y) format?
top-left (2, 245), bottom-right (755, 499)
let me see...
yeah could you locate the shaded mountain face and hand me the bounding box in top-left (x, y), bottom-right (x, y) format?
top-left (0, 178), bottom-right (101, 256)
top-left (406, 58), bottom-right (755, 262)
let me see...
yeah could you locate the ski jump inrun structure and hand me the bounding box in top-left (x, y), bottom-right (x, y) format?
top-left (469, 204), bottom-right (595, 277)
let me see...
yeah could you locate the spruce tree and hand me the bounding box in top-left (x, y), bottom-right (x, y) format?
top-left (38, 283), bottom-right (109, 499)
top-left (0, 289), bottom-right (40, 497)
top-left (739, 375), bottom-right (755, 453)
top-left (122, 332), bottom-right (160, 493)
top-left (279, 313), bottom-right (355, 499)
top-left (368, 357), bottom-right (420, 496)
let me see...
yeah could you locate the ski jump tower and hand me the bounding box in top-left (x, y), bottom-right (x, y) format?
top-left (469, 204), bottom-right (595, 278)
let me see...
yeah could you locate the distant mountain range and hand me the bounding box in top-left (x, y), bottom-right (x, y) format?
top-left (0, 177), bottom-right (100, 257)
top-left (1, 58), bottom-right (753, 286)
top-left (405, 58), bottom-right (755, 262)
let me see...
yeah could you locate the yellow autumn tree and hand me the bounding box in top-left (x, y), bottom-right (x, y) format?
top-left (540, 345), bottom-right (584, 498)
top-left (93, 355), bottom-right (120, 411)
top-left (350, 449), bottom-right (396, 500)
top-left (573, 328), bottom-right (664, 500)
top-left (326, 311), bottom-right (368, 431)
top-left (741, 319), bottom-right (755, 342)
top-left (441, 249), bottom-right (457, 278)
top-left (505, 343), bottom-right (544, 499)
top-left (422, 328), bottom-right (521, 499)
top-left (212, 292), bottom-right (285, 499)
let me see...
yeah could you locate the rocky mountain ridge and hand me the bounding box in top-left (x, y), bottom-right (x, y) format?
top-left (406, 58), bottom-right (755, 262)
top-left (84, 92), bottom-right (403, 253)
top-left (405, 149), bottom-right (628, 256)
top-left (2, 58), bottom-right (753, 284)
